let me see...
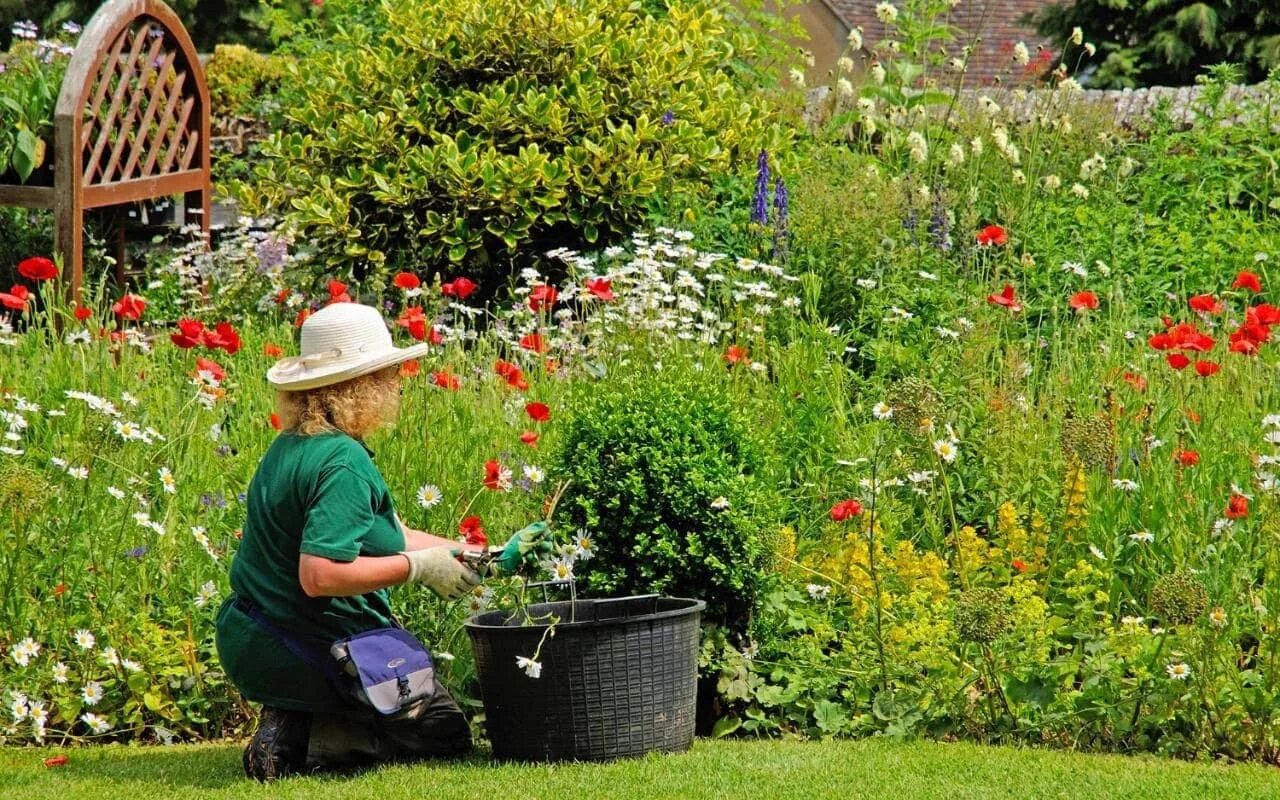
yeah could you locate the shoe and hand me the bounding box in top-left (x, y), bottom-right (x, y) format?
top-left (242, 706), bottom-right (311, 781)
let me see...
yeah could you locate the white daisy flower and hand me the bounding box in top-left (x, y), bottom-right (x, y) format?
top-left (1111, 479), bottom-right (1138, 492)
top-left (516, 656), bottom-right (542, 679)
top-left (522, 465), bottom-right (545, 484)
top-left (74, 629), bottom-right (95, 649)
top-left (806, 583), bottom-right (831, 600)
top-left (106, 486), bottom-right (126, 500)
top-left (81, 712), bottom-right (111, 734)
top-left (710, 496), bottom-right (730, 510)
top-left (1129, 530), bottom-right (1154, 544)
top-left (52, 662), bottom-right (68, 683)
top-left (872, 402), bottom-right (893, 420)
top-left (416, 484), bottom-right (443, 508)
top-left (81, 680), bottom-right (104, 706)
top-left (1165, 661), bottom-right (1191, 681)
top-left (1089, 544), bottom-right (1106, 560)
top-left (933, 439), bottom-right (958, 463)
top-left (158, 467), bottom-right (176, 494)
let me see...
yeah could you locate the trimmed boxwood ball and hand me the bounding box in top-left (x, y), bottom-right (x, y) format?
top-left (553, 369), bottom-right (779, 634)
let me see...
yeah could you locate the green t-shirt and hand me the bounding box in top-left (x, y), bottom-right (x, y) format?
top-left (214, 430), bottom-right (406, 711)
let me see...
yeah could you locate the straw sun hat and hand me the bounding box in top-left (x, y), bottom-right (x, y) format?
top-left (267, 302), bottom-right (429, 392)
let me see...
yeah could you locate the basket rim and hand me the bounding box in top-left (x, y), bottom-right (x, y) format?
top-left (464, 595), bottom-right (706, 632)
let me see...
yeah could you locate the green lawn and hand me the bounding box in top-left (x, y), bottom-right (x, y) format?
top-left (3, 739), bottom-right (1280, 800)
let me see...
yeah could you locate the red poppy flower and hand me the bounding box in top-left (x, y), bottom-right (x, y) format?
top-left (1194, 360), bottom-right (1220, 377)
top-left (210, 321), bottom-right (241, 355)
top-left (1167, 353), bottom-right (1190, 370)
top-left (460, 518), bottom-right (488, 546)
top-left (269, 413), bottom-right (283, 431)
top-left (545, 358), bottom-right (560, 375)
top-left (73, 305), bottom-right (92, 321)
top-left (170, 318), bottom-right (205, 349)
top-left (986, 284), bottom-right (1021, 312)
top-left (585, 277), bottom-right (615, 302)
top-left (432, 370), bottom-right (460, 390)
top-left (526, 402), bottom-right (551, 422)
top-left (427, 325), bottom-right (443, 346)
top-left (400, 359), bottom-right (420, 378)
top-left (723, 345), bottom-right (751, 365)
top-left (1185, 408), bottom-right (1202, 425)
top-left (0, 285), bottom-right (27, 312)
top-left (393, 272), bottom-right (420, 290)
top-left (196, 356), bottom-right (227, 383)
top-left (1069, 291), bottom-right (1099, 311)
top-left (327, 280), bottom-right (351, 304)
top-left (519, 332), bottom-right (547, 354)
top-left (528, 284), bottom-right (558, 312)
top-left (829, 499), bottom-right (863, 521)
top-left (459, 515), bottom-right (485, 542)
top-left (43, 755), bottom-right (69, 768)
top-left (263, 342), bottom-right (283, 358)
top-left (520, 430), bottom-right (539, 447)
top-left (1225, 494), bottom-right (1249, 519)
top-left (18, 256), bottom-right (57, 281)
top-left (1189, 294), bottom-right (1223, 314)
top-left (441, 277), bottom-right (477, 301)
top-left (483, 459), bottom-right (508, 491)
top-left (397, 306), bottom-right (428, 341)
top-left (111, 293), bottom-right (147, 320)
top-left (1011, 559), bottom-right (1028, 574)
top-left (275, 288), bottom-right (291, 306)
top-left (1150, 322), bottom-right (1214, 352)
top-left (975, 224), bottom-right (1007, 246)
top-left (294, 308), bottom-right (311, 328)
top-left (1248, 304), bottom-right (1280, 326)
top-left (1174, 449), bottom-right (1200, 467)
top-left (53, 582), bottom-right (68, 596)
top-left (1234, 271), bottom-right (1263, 293)
top-left (494, 359), bottom-right (528, 391)
top-left (1122, 372), bottom-right (1148, 392)
top-left (1229, 334), bottom-right (1262, 356)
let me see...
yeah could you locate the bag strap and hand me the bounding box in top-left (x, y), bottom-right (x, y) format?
top-left (234, 595), bottom-right (343, 685)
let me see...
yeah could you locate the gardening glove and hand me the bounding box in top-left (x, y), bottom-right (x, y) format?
top-left (490, 521), bottom-right (554, 576)
top-left (401, 546), bottom-right (482, 600)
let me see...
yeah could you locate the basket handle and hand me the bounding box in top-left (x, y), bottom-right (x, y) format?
top-left (593, 594), bottom-right (661, 621)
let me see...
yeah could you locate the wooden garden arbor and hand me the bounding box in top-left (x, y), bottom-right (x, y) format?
top-left (0, 0), bottom-right (211, 300)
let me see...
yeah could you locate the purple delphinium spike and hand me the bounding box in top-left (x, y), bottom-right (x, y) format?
top-left (751, 151), bottom-right (770, 225)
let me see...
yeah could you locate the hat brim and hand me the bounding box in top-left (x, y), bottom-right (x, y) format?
top-left (267, 343), bottom-right (431, 392)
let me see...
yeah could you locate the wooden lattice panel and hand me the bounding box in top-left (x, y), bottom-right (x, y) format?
top-left (78, 17), bottom-right (201, 188)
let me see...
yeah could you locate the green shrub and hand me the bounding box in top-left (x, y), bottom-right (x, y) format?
top-left (553, 365), bottom-right (779, 632)
top-left (237, 0), bottom-right (783, 286)
top-left (205, 44), bottom-right (286, 118)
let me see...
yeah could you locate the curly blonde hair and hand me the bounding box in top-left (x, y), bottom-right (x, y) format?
top-left (276, 366), bottom-right (402, 440)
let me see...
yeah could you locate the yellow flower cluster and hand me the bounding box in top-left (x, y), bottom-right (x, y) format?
top-left (1062, 462), bottom-right (1088, 541)
top-left (808, 521), bottom-right (950, 617)
top-left (949, 524), bottom-right (993, 581)
top-left (995, 501), bottom-right (1048, 572)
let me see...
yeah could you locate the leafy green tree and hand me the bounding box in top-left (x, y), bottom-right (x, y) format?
top-left (1, 0), bottom-right (277, 51)
top-left (1035, 0), bottom-right (1280, 87)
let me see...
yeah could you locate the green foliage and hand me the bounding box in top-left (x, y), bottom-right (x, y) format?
top-left (1149, 570), bottom-right (1209, 626)
top-left (205, 44), bottom-right (287, 118)
top-left (554, 364), bottom-right (779, 631)
top-left (0, 33), bottom-right (75, 183)
top-left (2, 0), bottom-right (273, 52)
top-left (237, 0), bottom-right (783, 286)
top-left (1034, 0), bottom-right (1280, 88)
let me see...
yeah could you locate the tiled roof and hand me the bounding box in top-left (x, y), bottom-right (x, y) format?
top-left (822, 0), bottom-right (1057, 86)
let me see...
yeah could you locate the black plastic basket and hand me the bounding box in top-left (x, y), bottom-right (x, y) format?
top-left (465, 594), bottom-right (706, 762)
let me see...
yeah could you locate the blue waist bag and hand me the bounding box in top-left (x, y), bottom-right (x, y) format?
top-left (235, 596), bottom-right (435, 716)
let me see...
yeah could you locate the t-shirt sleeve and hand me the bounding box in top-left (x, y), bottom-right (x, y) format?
top-left (300, 465), bottom-right (376, 562)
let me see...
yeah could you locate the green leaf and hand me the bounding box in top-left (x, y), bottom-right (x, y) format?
top-left (813, 700), bottom-right (848, 734)
top-left (710, 715), bottom-right (741, 738)
top-left (13, 128), bottom-right (40, 182)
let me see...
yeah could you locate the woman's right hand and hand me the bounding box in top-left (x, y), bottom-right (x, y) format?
top-left (401, 547), bottom-right (482, 599)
